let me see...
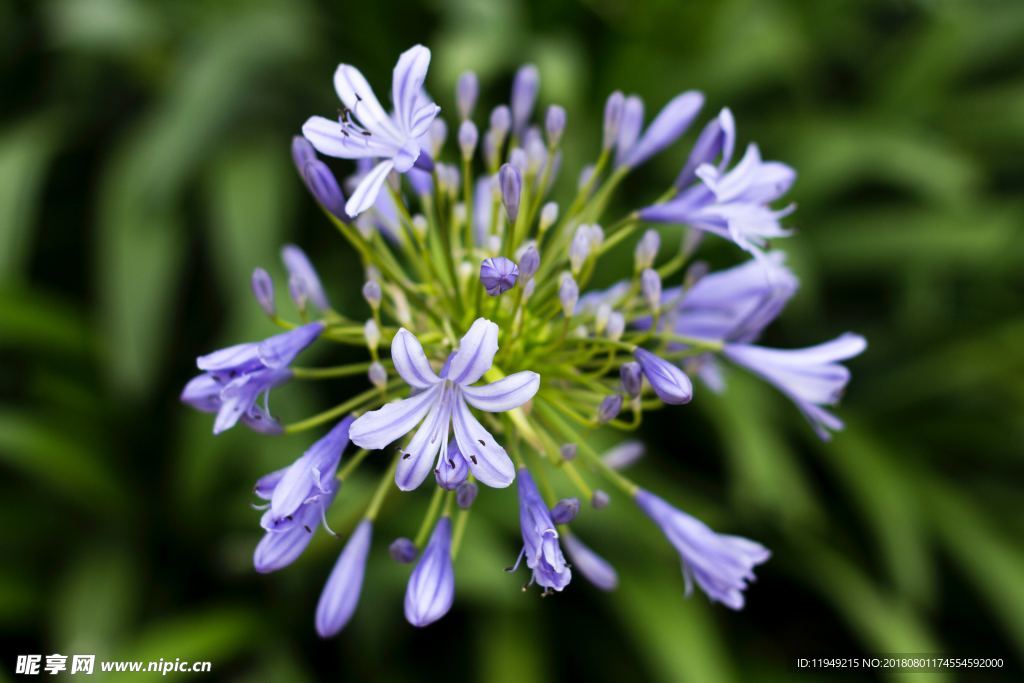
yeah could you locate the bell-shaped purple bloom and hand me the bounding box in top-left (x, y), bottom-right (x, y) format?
top-left (181, 322), bottom-right (324, 434)
top-left (633, 347), bottom-right (693, 405)
top-left (514, 468), bottom-right (571, 592)
top-left (404, 516), bottom-right (455, 627)
top-left (282, 244), bottom-right (330, 310)
top-left (316, 519), bottom-right (373, 637)
top-left (435, 440), bottom-right (470, 490)
top-left (302, 45), bottom-right (441, 217)
top-left (480, 256), bottom-right (519, 296)
top-left (562, 534), bottom-right (618, 591)
top-left (253, 479), bottom-right (337, 574)
top-left (636, 489), bottom-right (769, 609)
top-left (617, 91), bottom-right (704, 169)
top-left (349, 318), bottom-right (540, 490)
top-left (641, 143), bottom-right (795, 258)
top-left (723, 333), bottom-right (866, 440)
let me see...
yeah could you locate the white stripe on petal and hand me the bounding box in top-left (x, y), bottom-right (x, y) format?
top-left (392, 45), bottom-right (432, 135)
top-left (447, 318), bottom-right (499, 386)
top-left (391, 328), bottom-right (440, 389)
top-left (395, 391), bottom-right (452, 491)
top-left (451, 396), bottom-right (514, 488)
top-left (462, 371), bottom-right (539, 412)
top-left (345, 160), bottom-right (394, 217)
top-left (349, 384), bottom-right (440, 450)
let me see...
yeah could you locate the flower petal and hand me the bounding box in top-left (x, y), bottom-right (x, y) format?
top-left (349, 384), bottom-right (440, 450)
top-left (621, 91), bottom-right (703, 168)
top-left (333, 64), bottom-right (402, 144)
top-left (451, 396), bottom-right (514, 488)
top-left (345, 160), bottom-right (394, 217)
top-left (447, 318), bottom-right (499, 386)
top-left (392, 45), bottom-right (432, 135)
top-left (395, 391), bottom-right (452, 491)
top-left (316, 519), bottom-right (373, 637)
top-left (391, 328), bottom-right (440, 389)
top-left (302, 116), bottom-right (399, 160)
top-left (461, 371), bottom-right (539, 412)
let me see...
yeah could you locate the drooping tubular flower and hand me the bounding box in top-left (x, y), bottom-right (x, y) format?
top-left (182, 45), bottom-right (865, 635)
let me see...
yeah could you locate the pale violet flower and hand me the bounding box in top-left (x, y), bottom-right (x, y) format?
top-left (302, 45), bottom-right (441, 217)
top-left (404, 517), bottom-right (455, 627)
top-left (349, 318), bottom-right (540, 490)
top-left (316, 519), bottom-right (373, 637)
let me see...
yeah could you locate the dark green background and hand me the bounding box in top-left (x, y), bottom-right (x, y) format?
top-left (2, 0), bottom-right (1023, 681)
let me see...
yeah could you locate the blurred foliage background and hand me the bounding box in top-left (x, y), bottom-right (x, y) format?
top-left (2, 0), bottom-right (1023, 681)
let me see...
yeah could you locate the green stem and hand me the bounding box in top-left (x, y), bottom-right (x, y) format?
top-left (365, 453), bottom-right (400, 520)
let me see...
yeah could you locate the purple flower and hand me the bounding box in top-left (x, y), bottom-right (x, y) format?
top-left (512, 468), bottom-right (571, 592)
top-left (456, 481), bottom-right (478, 509)
top-left (636, 489), bottom-right (769, 609)
top-left (615, 95), bottom-right (644, 166)
top-left (458, 120), bottom-right (478, 160)
top-left (349, 318), bottom-right (540, 490)
top-left (620, 362), bottom-right (643, 397)
top-left (302, 45), bottom-right (441, 217)
top-left (281, 244), bottom-right (330, 310)
top-left (675, 107), bottom-right (735, 189)
top-left (723, 333), bottom-right (866, 440)
top-left (480, 256), bottom-right (520, 296)
top-left (404, 516), bottom-right (455, 627)
top-left (617, 91), bottom-right (704, 169)
top-left (389, 537), bottom-right (418, 564)
top-left (511, 64), bottom-right (539, 135)
top-left (259, 417), bottom-right (353, 530)
top-left (316, 519), bottom-right (373, 637)
top-left (602, 91), bottom-right (625, 150)
top-left (641, 143), bottom-right (795, 258)
top-left (602, 441), bottom-right (645, 470)
top-left (545, 105), bottom-right (566, 146)
top-left (181, 322), bottom-right (323, 434)
top-left (562, 534), bottom-right (618, 591)
top-left (252, 470), bottom-right (337, 574)
top-left (598, 394), bottom-right (623, 423)
top-left (633, 347), bottom-right (693, 405)
top-left (435, 440), bottom-right (470, 490)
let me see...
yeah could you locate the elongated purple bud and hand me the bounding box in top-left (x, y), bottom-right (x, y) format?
top-left (499, 163), bottom-right (522, 223)
top-left (591, 489), bottom-right (611, 509)
top-left (490, 105), bottom-right (511, 140)
top-left (606, 312), bottom-right (625, 341)
top-left (615, 95), bottom-right (644, 166)
top-left (251, 268), bottom-right (275, 316)
top-left (619, 91), bottom-right (704, 168)
top-left (603, 441), bottom-right (645, 470)
top-left (559, 274), bottom-right (579, 318)
top-left (550, 498), bottom-right (580, 524)
top-left (635, 229), bottom-right (660, 271)
top-left (316, 519), bottom-right (372, 637)
top-left (598, 395), bottom-right (623, 424)
top-left (456, 481), bottom-right (478, 509)
top-left (634, 348), bottom-right (693, 405)
top-left (676, 107), bottom-right (735, 189)
top-left (641, 268), bottom-right (662, 311)
top-left (518, 245), bottom-right (540, 280)
top-left (282, 244), bottom-right (330, 310)
top-left (620, 362), bottom-right (643, 397)
top-left (362, 280), bottom-right (381, 309)
top-left (458, 120), bottom-right (478, 161)
top-left (508, 148), bottom-right (528, 175)
top-left (404, 517), bottom-right (455, 627)
top-left (511, 64), bottom-right (540, 134)
top-left (368, 361), bottom-right (387, 389)
top-left (389, 537), bottom-right (418, 564)
top-left (603, 91), bottom-right (625, 150)
top-left (563, 534), bottom-right (618, 591)
top-left (545, 105), bottom-right (567, 146)
top-left (456, 71), bottom-right (479, 120)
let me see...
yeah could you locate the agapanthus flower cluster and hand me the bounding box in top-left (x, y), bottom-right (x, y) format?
top-left (182, 45), bottom-right (866, 633)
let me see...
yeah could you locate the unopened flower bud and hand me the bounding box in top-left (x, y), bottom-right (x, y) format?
top-left (458, 120), bottom-right (478, 161)
top-left (251, 268), bottom-right (275, 316)
top-left (560, 443), bottom-right (578, 461)
top-left (540, 202), bottom-right (559, 232)
top-left (603, 91), bottom-right (625, 150)
top-left (641, 268), bottom-right (662, 311)
top-left (456, 71), bottom-right (479, 120)
top-left (480, 256), bottom-right (519, 296)
top-left (598, 394), bottom-right (623, 423)
top-left (456, 481), bottom-right (478, 509)
top-left (428, 118), bottom-right (447, 159)
top-left (362, 280), bottom-right (382, 309)
top-left (595, 303), bottom-right (611, 334)
top-left (522, 278), bottom-right (536, 300)
top-left (511, 64), bottom-right (539, 134)
top-left (606, 311), bottom-right (625, 341)
top-left (412, 214), bottom-right (428, 240)
top-left (559, 273), bottom-right (579, 318)
top-left (635, 229), bottom-right (660, 271)
top-left (499, 163), bottom-right (522, 223)
top-left (615, 95), bottom-right (644, 165)
top-left (550, 498), bottom-right (580, 524)
top-left (545, 105), bottom-right (566, 146)
top-left (368, 361), bottom-right (387, 389)
top-left (288, 273), bottom-right (308, 311)
top-left (517, 244), bottom-right (540, 280)
top-left (489, 105), bottom-right (511, 140)
top-left (364, 319), bottom-right (380, 351)
top-left (508, 148), bottom-right (528, 175)
top-left (570, 226), bottom-right (592, 274)
top-left (591, 489), bottom-right (611, 509)
top-left (389, 537), bottom-right (418, 564)
top-left (620, 362), bottom-right (643, 397)
top-left (578, 164), bottom-right (595, 191)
